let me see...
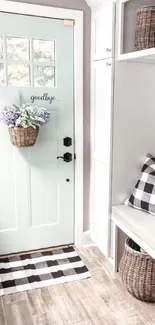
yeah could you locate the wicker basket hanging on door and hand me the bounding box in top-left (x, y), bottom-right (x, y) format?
top-left (135, 6), bottom-right (155, 50)
top-left (119, 237), bottom-right (155, 302)
top-left (9, 126), bottom-right (39, 148)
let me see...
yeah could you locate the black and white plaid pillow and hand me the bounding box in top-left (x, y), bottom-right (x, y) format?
top-left (125, 154), bottom-right (155, 215)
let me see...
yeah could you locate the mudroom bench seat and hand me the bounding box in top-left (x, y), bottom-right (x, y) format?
top-left (112, 205), bottom-right (155, 272)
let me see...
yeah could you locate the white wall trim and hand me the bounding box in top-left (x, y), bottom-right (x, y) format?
top-left (0, 0), bottom-right (84, 248)
top-left (82, 231), bottom-right (96, 247)
top-left (85, 0), bottom-right (115, 9)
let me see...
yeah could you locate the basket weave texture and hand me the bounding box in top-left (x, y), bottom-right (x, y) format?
top-left (119, 237), bottom-right (155, 302)
top-left (135, 6), bottom-right (155, 50)
top-left (9, 126), bottom-right (39, 147)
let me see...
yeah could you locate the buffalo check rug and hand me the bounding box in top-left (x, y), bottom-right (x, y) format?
top-left (0, 246), bottom-right (91, 296)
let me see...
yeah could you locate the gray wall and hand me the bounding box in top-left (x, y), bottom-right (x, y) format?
top-left (9, 0), bottom-right (91, 231)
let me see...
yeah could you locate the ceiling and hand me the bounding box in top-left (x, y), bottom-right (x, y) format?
top-left (84, 0), bottom-right (104, 8)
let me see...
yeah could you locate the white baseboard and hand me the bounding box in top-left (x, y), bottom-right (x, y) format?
top-left (108, 257), bottom-right (113, 266)
top-left (82, 231), bottom-right (96, 247)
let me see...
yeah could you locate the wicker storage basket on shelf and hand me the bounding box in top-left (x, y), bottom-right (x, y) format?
top-left (135, 6), bottom-right (155, 50)
top-left (119, 237), bottom-right (155, 302)
top-left (9, 126), bottom-right (39, 147)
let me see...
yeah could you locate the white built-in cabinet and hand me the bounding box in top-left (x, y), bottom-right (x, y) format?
top-left (90, 2), bottom-right (115, 257)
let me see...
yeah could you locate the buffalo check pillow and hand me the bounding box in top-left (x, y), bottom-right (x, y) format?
top-left (125, 154), bottom-right (155, 215)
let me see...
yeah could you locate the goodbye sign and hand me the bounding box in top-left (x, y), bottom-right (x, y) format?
top-left (30, 93), bottom-right (56, 105)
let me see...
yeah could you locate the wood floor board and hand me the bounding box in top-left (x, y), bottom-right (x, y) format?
top-left (1, 246), bottom-right (155, 325)
top-left (0, 312), bottom-right (6, 325)
top-left (0, 298), bottom-right (4, 314)
top-left (27, 288), bottom-right (53, 316)
top-left (0, 299), bottom-right (6, 325)
top-left (113, 277), bottom-right (155, 324)
top-left (3, 300), bottom-right (34, 325)
top-left (33, 309), bottom-right (64, 325)
top-left (3, 292), bottom-right (27, 305)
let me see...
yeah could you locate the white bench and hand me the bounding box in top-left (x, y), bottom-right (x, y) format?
top-left (112, 205), bottom-right (155, 272)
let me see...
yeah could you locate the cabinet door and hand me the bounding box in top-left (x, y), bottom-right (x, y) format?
top-left (91, 161), bottom-right (111, 256)
top-left (92, 3), bottom-right (115, 60)
top-left (93, 58), bottom-right (113, 165)
top-left (90, 58), bottom-right (113, 257)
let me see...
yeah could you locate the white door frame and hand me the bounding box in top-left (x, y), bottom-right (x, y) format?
top-left (0, 0), bottom-right (84, 248)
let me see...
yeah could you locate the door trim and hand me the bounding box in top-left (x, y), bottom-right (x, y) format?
top-left (0, 0), bottom-right (84, 248)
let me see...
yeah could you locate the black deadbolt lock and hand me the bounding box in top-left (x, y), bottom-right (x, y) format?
top-left (63, 137), bottom-right (72, 147)
top-left (57, 152), bottom-right (72, 163)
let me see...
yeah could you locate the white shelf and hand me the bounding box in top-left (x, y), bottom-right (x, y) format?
top-left (118, 48), bottom-right (155, 63)
top-left (117, 0), bottom-right (155, 64)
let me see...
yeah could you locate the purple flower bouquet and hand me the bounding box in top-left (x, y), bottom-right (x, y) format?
top-left (0, 104), bottom-right (50, 147)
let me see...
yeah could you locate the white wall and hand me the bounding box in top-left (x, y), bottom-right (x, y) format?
top-left (112, 0), bottom-right (155, 205)
top-left (112, 60), bottom-right (155, 259)
top-left (112, 61), bottom-right (155, 206)
top-left (8, 0), bottom-right (91, 231)
top-left (112, 0), bottom-right (155, 259)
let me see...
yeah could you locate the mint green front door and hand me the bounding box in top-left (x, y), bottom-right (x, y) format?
top-left (0, 12), bottom-right (74, 254)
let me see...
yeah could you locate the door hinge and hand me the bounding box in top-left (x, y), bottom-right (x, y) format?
top-left (74, 153), bottom-right (76, 160)
top-left (64, 19), bottom-right (75, 26)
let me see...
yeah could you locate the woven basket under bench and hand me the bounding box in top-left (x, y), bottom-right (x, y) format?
top-left (119, 237), bottom-right (155, 302)
top-left (135, 6), bottom-right (155, 50)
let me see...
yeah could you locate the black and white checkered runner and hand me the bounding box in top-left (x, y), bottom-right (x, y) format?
top-left (0, 246), bottom-right (90, 296)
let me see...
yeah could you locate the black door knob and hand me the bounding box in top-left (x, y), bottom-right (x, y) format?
top-left (57, 156), bottom-right (64, 160)
top-left (57, 153), bottom-right (72, 163)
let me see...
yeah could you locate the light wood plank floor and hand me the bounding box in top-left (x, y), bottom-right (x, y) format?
top-left (1, 246), bottom-right (155, 325)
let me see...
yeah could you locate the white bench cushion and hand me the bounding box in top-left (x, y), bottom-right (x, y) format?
top-left (112, 205), bottom-right (155, 258)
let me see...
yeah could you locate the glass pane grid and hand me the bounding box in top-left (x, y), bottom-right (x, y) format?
top-left (34, 65), bottom-right (55, 88)
top-left (32, 61), bottom-right (56, 66)
top-left (0, 63), bottom-right (4, 85)
top-left (5, 60), bottom-right (56, 66)
top-left (0, 35), bottom-right (56, 88)
top-left (33, 39), bottom-right (55, 62)
top-left (0, 35), bottom-right (3, 60)
top-left (8, 64), bottom-right (30, 86)
top-left (6, 36), bottom-right (30, 61)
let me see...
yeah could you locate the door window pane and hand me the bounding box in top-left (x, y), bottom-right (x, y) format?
top-left (0, 63), bottom-right (4, 85)
top-left (8, 64), bottom-right (30, 86)
top-left (34, 65), bottom-right (55, 87)
top-left (33, 39), bottom-right (55, 62)
top-left (0, 36), bottom-right (3, 59)
top-left (7, 37), bottom-right (29, 61)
